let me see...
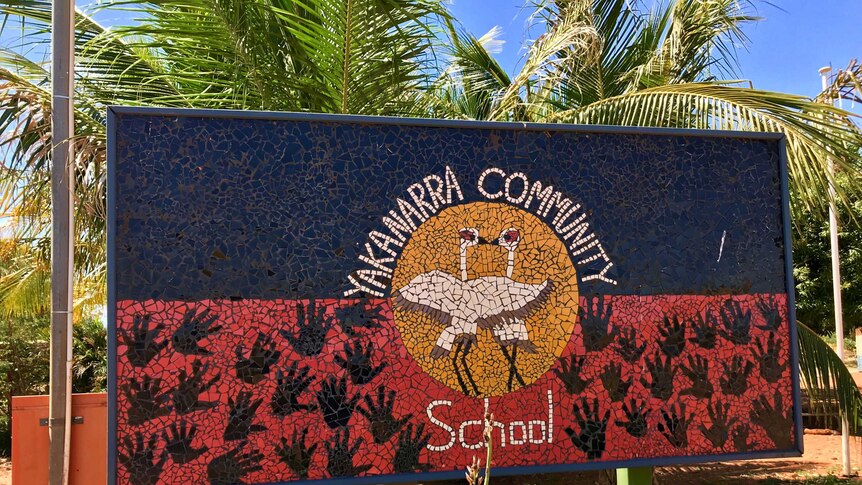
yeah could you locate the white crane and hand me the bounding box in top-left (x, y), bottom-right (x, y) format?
top-left (477, 228), bottom-right (542, 354)
top-left (392, 227), bottom-right (552, 359)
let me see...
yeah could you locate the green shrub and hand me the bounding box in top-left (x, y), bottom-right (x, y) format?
top-left (0, 314), bottom-right (108, 457)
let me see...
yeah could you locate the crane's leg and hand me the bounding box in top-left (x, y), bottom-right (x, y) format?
top-left (494, 321), bottom-right (527, 390)
top-left (460, 337), bottom-right (479, 395)
top-left (451, 340), bottom-right (470, 395)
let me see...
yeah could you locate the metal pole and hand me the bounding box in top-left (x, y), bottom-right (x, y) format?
top-left (50, 0), bottom-right (75, 481)
top-left (819, 65), bottom-right (851, 477)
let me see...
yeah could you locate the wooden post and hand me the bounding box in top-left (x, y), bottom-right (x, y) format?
top-left (617, 467), bottom-right (653, 485)
top-left (50, 0), bottom-right (75, 482)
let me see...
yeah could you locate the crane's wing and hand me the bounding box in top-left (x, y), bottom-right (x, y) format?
top-left (391, 270), bottom-right (463, 326)
top-left (473, 278), bottom-right (553, 329)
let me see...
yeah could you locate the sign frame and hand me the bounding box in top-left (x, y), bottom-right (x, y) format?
top-left (107, 105), bottom-right (803, 484)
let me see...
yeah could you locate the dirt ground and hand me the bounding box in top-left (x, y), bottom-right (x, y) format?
top-left (0, 432), bottom-right (859, 484)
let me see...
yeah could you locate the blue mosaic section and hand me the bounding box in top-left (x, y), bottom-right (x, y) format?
top-left (113, 113), bottom-right (785, 300)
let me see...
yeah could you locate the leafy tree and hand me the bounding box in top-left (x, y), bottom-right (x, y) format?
top-left (0, 313), bottom-right (50, 455)
top-left (794, 173), bottom-right (862, 336)
top-left (72, 317), bottom-right (108, 393)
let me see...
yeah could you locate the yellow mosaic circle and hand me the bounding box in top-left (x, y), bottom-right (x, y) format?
top-left (391, 202), bottom-right (579, 397)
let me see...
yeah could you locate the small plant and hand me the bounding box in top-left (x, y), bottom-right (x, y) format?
top-left (465, 412), bottom-right (494, 485)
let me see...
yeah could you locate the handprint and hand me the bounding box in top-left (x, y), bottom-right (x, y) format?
top-left (122, 375), bottom-right (171, 426)
top-left (718, 299), bottom-right (751, 345)
top-left (755, 332), bottom-right (786, 383)
top-left (732, 424), bottom-right (753, 451)
top-left (640, 352), bottom-right (675, 401)
top-left (207, 443), bottom-right (263, 485)
top-left (564, 398), bottom-right (610, 460)
top-left (615, 326), bottom-right (646, 364)
top-left (719, 355), bottom-right (754, 396)
top-left (579, 296), bottom-right (618, 352)
top-left (698, 401), bottom-right (738, 449)
top-left (162, 421), bottom-right (207, 464)
top-left (334, 340), bottom-right (386, 385)
top-left (121, 313), bottom-right (168, 368)
top-left (357, 385), bottom-right (412, 444)
top-left (334, 300), bottom-right (384, 337)
top-left (659, 315), bottom-right (687, 358)
top-left (118, 432), bottom-right (167, 485)
top-left (657, 402), bottom-right (693, 448)
top-left (271, 361), bottom-right (317, 417)
top-left (325, 428), bottom-right (372, 478)
top-left (393, 423), bottom-right (433, 473)
top-left (235, 332), bottom-right (281, 384)
top-left (276, 427), bottom-right (318, 480)
top-left (224, 391), bottom-right (266, 441)
top-left (755, 297), bottom-right (783, 331)
top-left (679, 355), bottom-right (712, 399)
top-left (614, 398), bottom-right (650, 438)
top-left (688, 310), bottom-right (717, 350)
top-left (281, 299), bottom-right (333, 357)
top-left (553, 355), bottom-right (593, 395)
top-left (173, 360), bottom-right (220, 415)
top-left (172, 308), bottom-right (222, 355)
top-left (752, 390), bottom-right (794, 449)
top-left (599, 363), bottom-right (631, 402)
top-left (316, 376), bottom-right (360, 429)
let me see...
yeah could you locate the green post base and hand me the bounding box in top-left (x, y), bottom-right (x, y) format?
top-left (616, 467), bottom-right (653, 485)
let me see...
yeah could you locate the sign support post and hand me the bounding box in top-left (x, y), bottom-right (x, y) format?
top-left (617, 466), bottom-right (653, 485)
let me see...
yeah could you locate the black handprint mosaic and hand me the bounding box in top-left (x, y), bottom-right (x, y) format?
top-left (111, 109), bottom-right (800, 484)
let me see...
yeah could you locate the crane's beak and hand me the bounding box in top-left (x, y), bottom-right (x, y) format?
top-left (479, 237), bottom-right (497, 245)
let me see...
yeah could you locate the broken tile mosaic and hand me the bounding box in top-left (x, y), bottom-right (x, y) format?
top-left (110, 109), bottom-right (799, 485)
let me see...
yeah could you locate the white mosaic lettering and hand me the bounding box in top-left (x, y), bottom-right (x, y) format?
top-left (444, 165), bottom-right (464, 204)
top-left (477, 167), bottom-right (505, 199)
top-left (427, 400), bottom-right (456, 451)
top-left (509, 421), bottom-right (527, 445)
top-left (504, 172), bottom-right (529, 204)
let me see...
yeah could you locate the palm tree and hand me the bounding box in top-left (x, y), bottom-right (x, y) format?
top-left (1, 0), bottom-right (861, 432)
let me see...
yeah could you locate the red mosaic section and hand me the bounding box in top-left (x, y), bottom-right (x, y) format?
top-left (115, 294), bottom-right (794, 484)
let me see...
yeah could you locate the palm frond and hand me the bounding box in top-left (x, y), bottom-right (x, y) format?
top-left (424, 21), bottom-right (512, 120)
top-left (798, 321), bottom-right (862, 434)
top-left (490, 1), bottom-right (601, 121)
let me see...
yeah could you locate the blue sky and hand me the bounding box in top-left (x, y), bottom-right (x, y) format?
top-left (449, 0), bottom-right (861, 100)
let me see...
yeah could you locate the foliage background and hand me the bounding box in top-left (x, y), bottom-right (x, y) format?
top-left (0, 315), bottom-right (106, 455)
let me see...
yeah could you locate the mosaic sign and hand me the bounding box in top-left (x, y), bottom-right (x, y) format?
top-left (108, 108), bottom-right (802, 485)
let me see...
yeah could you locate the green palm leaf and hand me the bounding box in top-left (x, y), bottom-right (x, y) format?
top-left (798, 321), bottom-right (862, 434)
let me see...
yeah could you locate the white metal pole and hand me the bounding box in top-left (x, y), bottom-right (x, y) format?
top-left (50, 0), bottom-right (74, 482)
top-left (820, 65), bottom-right (851, 477)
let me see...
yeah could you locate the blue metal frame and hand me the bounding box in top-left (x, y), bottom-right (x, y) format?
top-left (106, 105), bottom-right (803, 485)
top-left (779, 137), bottom-right (805, 454)
top-left (107, 107), bottom-right (119, 484)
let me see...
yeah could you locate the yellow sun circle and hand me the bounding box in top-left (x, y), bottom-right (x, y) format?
top-left (391, 202), bottom-right (579, 397)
